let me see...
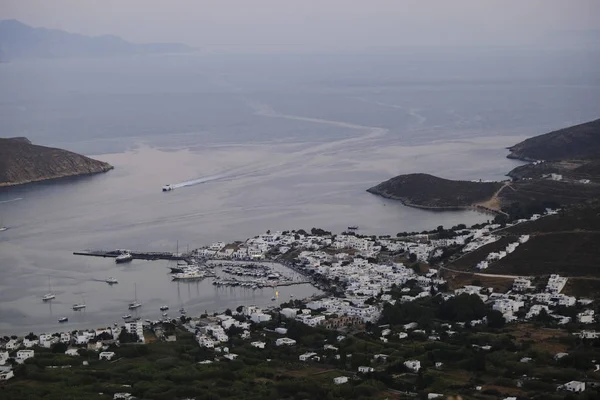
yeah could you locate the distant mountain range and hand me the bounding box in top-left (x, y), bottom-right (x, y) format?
top-left (0, 19), bottom-right (194, 61)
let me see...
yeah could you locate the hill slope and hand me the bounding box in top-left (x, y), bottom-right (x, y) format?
top-left (507, 118), bottom-right (600, 161)
top-left (366, 173), bottom-right (502, 209)
top-left (0, 19), bottom-right (193, 60)
top-left (0, 138), bottom-right (113, 186)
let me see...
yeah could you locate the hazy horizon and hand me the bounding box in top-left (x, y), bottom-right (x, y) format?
top-left (2, 0), bottom-right (600, 52)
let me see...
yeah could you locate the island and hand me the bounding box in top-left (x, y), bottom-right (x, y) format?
top-left (0, 137), bottom-right (113, 187)
top-left (367, 119), bottom-right (600, 217)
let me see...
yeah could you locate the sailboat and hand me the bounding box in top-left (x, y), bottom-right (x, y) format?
top-left (128, 283), bottom-right (142, 310)
top-left (0, 215), bottom-right (7, 232)
top-left (42, 282), bottom-right (55, 301)
top-left (176, 281), bottom-right (186, 315)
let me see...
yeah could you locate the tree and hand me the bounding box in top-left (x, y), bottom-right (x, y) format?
top-left (236, 305), bottom-right (244, 314)
top-left (51, 342), bottom-right (68, 353)
top-left (408, 253), bottom-right (417, 263)
top-left (225, 308), bottom-right (232, 316)
top-left (486, 310), bottom-right (506, 329)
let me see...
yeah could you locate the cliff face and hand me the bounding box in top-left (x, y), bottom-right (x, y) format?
top-left (507, 118), bottom-right (600, 161)
top-left (0, 137), bottom-right (113, 187)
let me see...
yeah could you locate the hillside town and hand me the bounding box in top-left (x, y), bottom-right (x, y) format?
top-left (3, 208), bottom-right (600, 399)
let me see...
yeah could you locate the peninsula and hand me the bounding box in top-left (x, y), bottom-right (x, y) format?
top-left (367, 119), bottom-right (600, 216)
top-left (0, 137), bottom-right (113, 187)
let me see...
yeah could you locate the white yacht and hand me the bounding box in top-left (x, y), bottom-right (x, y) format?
top-left (162, 184), bottom-right (174, 192)
top-left (160, 305), bottom-right (169, 311)
top-left (122, 314), bottom-right (132, 319)
top-left (42, 283), bottom-right (56, 301)
top-left (128, 283), bottom-right (142, 309)
top-left (0, 227), bottom-right (7, 232)
top-left (72, 303), bottom-right (86, 311)
top-left (42, 293), bottom-right (55, 301)
top-left (106, 277), bottom-right (118, 284)
top-left (115, 253), bottom-right (133, 264)
top-left (171, 270), bottom-right (208, 281)
top-left (58, 317), bottom-right (68, 323)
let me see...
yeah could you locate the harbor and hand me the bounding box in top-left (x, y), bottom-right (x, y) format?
top-left (73, 249), bottom-right (190, 262)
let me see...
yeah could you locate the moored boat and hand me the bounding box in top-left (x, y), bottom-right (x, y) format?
top-left (106, 277), bottom-right (118, 284)
top-left (58, 317), bottom-right (68, 323)
top-left (72, 303), bottom-right (86, 311)
top-left (116, 253), bottom-right (133, 264)
top-left (160, 305), bottom-right (169, 311)
top-left (42, 293), bottom-right (55, 301)
top-left (122, 314), bottom-right (132, 319)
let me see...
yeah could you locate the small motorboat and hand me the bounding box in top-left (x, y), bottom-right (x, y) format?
top-left (160, 305), bottom-right (169, 311)
top-left (162, 312), bottom-right (168, 317)
top-left (179, 308), bottom-right (186, 315)
top-left (348, 226), bottom-right (358, 230)
top-left (271, 297), bottom-right (276, 301)
top-left (162, 184), bottom-right (174, 192)
top-left (58, 317), bottom-right (68, 323)
top-left (106, 277), bottom-right (118, 284)
top-left (122, 314), bottom-right (132, 320)
top-left (72, 303), bottom-right (86, 311)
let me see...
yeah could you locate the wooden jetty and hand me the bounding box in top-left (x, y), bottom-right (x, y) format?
top-left (73, 250), bottom-right (188, 261)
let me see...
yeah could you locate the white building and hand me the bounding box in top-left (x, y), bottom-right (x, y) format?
top-left (275, 338), bottom-right (296, 346)
top-left (299, 352), bottom-right (318, 361)
top-left (0, 370), bottom-right (14, 381)
top-left (99, 351), bottom-right (116, 361)
top-left (561, 381), bottom-right (585, 392)
top-left (5, 340), bottom-right (19, 350)
top-left (513, 277), bottom-right (532, 291)
top-left (250, 312), bottom-right (272, 323)
top-left (0, 351), bottom-right (9, 365)
top-left (124, 321), bottom-right (144, 342)
top-left (546, 274), bottom-right (567, 293)
top-left (333, 376), bottom-right (348, 385)
top-left (577, 310), bottom-right (595, 324)
top-left (197, 335), bottom-right (215, 348)
top-left (404, 360), bottom-right (421, 372)
top-left (65, 349), bottom-right (80, 356)
top-left (280, 308), bottom-right (298, 319)
top-left (250, 341), bottom-right (266, 349)
top-left (16, 350), bottom-right (34, 362)
top-left (358, 366), bottom-right (374, 373)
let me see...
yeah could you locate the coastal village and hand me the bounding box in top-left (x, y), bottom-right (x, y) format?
top-left (3, 208), bottom-right (600, 399)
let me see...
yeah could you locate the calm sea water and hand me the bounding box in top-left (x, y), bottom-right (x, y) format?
top-left (1, 49), bottom-right (599, 334)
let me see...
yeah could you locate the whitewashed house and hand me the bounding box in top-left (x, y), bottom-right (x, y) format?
top-left (404, 360), bottom-right (421, 372)
top-left (333, 376), bottom-right (348, 385)
top-left (561, 381), bottom-right (585, 392)
top-left (275, 338), bottom-right (296, 346)
top-left (358, 366), bottom-right (374, 373)
top-left (99, 351), bottom-right (116, 361)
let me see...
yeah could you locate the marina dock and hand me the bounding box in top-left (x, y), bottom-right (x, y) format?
top-left (73, 250), bottom-right (188, 261)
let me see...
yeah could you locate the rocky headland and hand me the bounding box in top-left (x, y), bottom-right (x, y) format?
top-left (0, 137), bottom-right (113, 187)
top-left (367, 119), bottom-right (600, 216)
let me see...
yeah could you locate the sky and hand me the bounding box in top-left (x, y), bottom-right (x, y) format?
top-left (1, 0), bottom-right (600, 50)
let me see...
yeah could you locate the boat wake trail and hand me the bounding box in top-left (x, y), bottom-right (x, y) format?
top-left (0, 197), bottom-right (24, 204)
top-left (172, 174), bottom-right (231, 189)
